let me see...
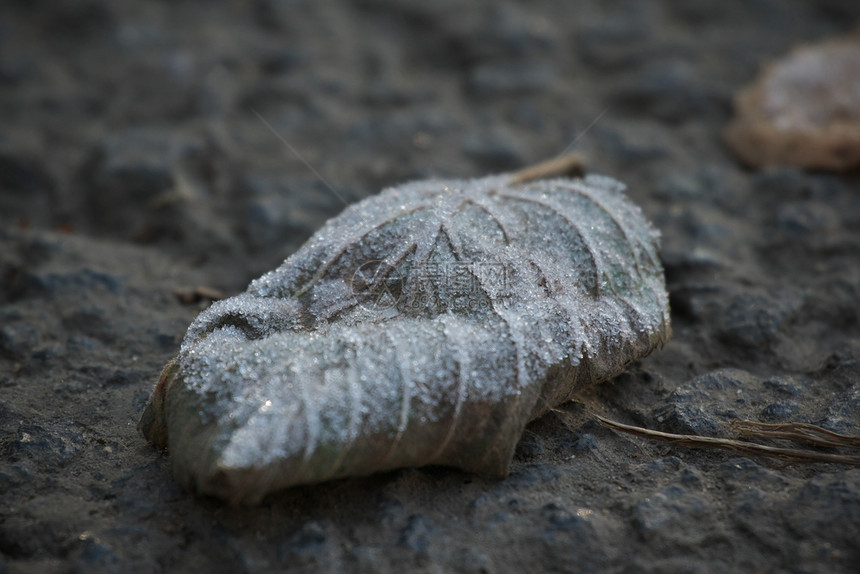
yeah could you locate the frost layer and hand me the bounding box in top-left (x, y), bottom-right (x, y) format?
top-left (139, 172), bottom-right (671, 504)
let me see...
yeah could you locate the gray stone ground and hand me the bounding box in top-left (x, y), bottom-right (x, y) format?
top-left (1, 1), bottom-right (859, 572)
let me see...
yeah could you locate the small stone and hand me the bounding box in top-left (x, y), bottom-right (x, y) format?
top-left (655, 402), bottom-right (722, 436)
top-left (656, 369), bottom-right (758, 435)
top-left (760, 400), bottom-right (800, 420)
top-left (762, 375), bottom-right (810, 397)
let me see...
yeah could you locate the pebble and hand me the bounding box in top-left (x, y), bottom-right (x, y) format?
top-left (655, 369), bottom-right (758, 435)
top-left (760, 400), bottom-right (800, 420)
top-left (762, 375), bottom-right (810, 397)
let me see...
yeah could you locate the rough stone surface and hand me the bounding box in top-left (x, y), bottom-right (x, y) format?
top-left (1, 0), bottom-right (859, 572)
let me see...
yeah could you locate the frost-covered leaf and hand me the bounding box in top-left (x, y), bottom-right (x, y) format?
top-left (139, 168), bottom-right (671, 504)
top-left (725, 31), bottom-right (860, 171)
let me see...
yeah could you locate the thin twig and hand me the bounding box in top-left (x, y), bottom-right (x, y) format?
top-left (594, 414), bottom-right (860, 466)
top-left (510, 153), bottom-right (586, 184)
top-left (729, 420), bottom-right (860, 449)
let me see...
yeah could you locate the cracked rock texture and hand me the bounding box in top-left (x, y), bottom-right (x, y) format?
top-left (1, 1), bottom-right (859, 572)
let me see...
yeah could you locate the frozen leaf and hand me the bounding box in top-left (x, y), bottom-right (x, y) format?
top-left (139, 159), bottom-right (671, 504)
top-left (725, 31), bottom-right (860, 171)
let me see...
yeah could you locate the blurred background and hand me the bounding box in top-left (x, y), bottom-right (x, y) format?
top-left (2, 0), bottom-right (857, 287)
